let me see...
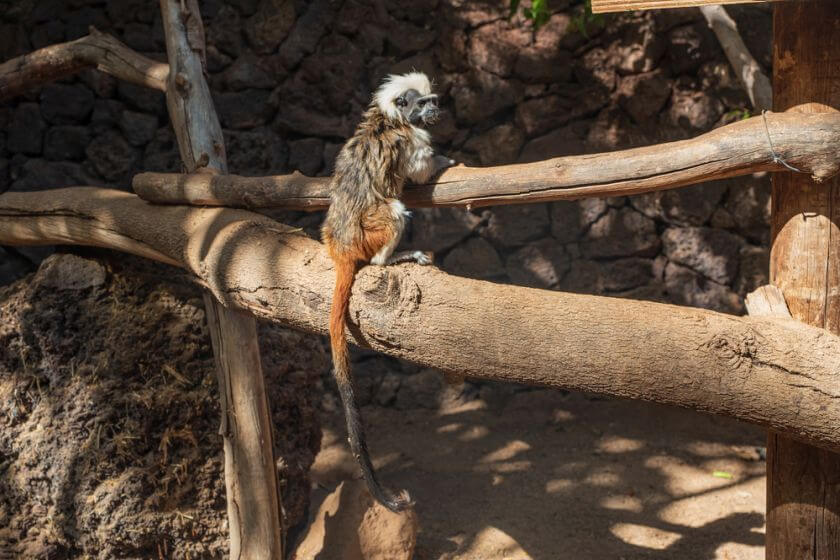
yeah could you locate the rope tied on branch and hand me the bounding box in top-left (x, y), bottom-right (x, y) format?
top-left (762, 110), bottom-right (805, 173)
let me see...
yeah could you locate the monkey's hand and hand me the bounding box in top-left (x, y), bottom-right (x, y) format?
top-left (386, 250), bottom-right (434, 266)
top-left (433, 154), bottom-right (456, 175)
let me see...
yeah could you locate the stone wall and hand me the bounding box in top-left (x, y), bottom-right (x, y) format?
top-left (0, 0), bottom-right (773, 315)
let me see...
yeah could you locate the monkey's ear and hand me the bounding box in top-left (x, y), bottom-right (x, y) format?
top-left (395, 94), bottom-right (408, 108)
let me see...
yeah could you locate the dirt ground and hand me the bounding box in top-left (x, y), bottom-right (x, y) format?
top-left (0, 253), bottom-right (325, 559)
top-left (308, 386), bottom-right (766, 560)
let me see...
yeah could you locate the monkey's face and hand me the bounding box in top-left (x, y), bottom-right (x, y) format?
top-left (395, 90), bottom-right (440, 127)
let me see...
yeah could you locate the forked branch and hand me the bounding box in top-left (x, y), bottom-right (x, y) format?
top-left (0, 27), bottom-right (168, 100)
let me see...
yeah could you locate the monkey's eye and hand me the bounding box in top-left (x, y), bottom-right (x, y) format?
top-left (418, 99), bottom-right (427, 107)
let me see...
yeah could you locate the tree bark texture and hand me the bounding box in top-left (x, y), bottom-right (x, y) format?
top-left (0, 28), bottom-right (168, 100)
top-left (700, 5), bottom-right (772, 111)
top-left (131, 111), bottom-right (840, 210)
top-left (158, 0), bottom-right (283, 557)
top-left (1, 187), bottom-right (840, 455)
top-left (766, 3), bottom-right (840, 559)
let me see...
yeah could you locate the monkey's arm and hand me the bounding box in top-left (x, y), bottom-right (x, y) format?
top-left (407, 150), bottom-right (455, 183)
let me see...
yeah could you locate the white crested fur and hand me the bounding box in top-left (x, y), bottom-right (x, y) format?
top-left (374, 72), bottom-right (432, 121)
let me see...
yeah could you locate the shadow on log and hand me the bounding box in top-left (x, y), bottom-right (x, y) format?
top-left (1, 187), bottom-right (839, 454)
top-left (132, 111), bottom-right (840, 210)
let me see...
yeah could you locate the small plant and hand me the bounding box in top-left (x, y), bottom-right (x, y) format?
top-left (725, 108), bottom-right (752, 121)
top-left (571, 0), bottom-right (604, 38)
top-left (509, 0), bottom-right (551, 29)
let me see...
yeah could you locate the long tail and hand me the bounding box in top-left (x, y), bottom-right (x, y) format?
top-left (329, 255), bottom-right (412, 513)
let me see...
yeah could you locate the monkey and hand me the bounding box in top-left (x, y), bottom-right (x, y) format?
top-left (321, 72), bottom-right (454, 513)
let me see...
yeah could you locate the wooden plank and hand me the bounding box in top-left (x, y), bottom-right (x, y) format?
top-left (767, 2), bottom-right (840, 559)
top-left (591, 0), bottom-right (773, 14)
top-left (157, 0), bottom-right (284, 558)
top-left (204, 299), bottom-right (284, 560)
top-left (745, 285), bottom-right (791, 318)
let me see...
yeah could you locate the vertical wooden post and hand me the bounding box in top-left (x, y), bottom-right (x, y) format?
top-left (768, 2), bottom-right (840, 558)
top-left (158, 0), bottom-right (284, 557)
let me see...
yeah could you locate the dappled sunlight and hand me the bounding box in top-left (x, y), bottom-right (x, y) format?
top-left (658, 475), bottom-right (765, 528)
top-left (583, 466), bottom-right (623, 487)
top-left (437, 422), bottom-right (463, 434)
top-left (441, 527), bottom-right (531, 560)
top-left (310, 390), bottom-right (767, 559)
top-left (437, 398), bottom-right (487, 417)
top-left (476, 460), bottom-right (532, 474)
top-left (458, 424), bottom-right (490, 441)
top-left (545, 478), bottom-right (574, 494)
top-left (713, 541), bottom-right (765, 560)
top-left (479, 439), bottom-right (531, 463)
top-left (551, 460), bottom-right (590, 476)
top-left (644, 454), bottom-right (750, 497)
top-left (610, 522), bottom-right (682, 550)
top-left (600, 493), bottom-right (644, 512)
top-left (684, 441), bottom-right (763, 460)
top-left (597, 435), bottom-right (645, 454)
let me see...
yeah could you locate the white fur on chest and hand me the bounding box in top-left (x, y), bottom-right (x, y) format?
top-left (406, 126), bottom-right (435, 183)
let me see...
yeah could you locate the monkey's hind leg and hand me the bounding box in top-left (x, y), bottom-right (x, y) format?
top-left (367, 199), bottom-right (409, 265)
top-left (365, 200), bottom-right (433, 267)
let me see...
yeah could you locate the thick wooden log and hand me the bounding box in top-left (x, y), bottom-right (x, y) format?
top-left (131, 112), bottom-right (840, 210)
top-left (2, 187), bottom-right (840, 455)
top-left (766, 3), bottom-right (840, 559)
top-left (158, 0), bottom-right (283, 557)
top-left (0, 27), bottom-right (168, 100)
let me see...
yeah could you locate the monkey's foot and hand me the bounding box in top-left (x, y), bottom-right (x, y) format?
top-left (387, 250), bottom-right (433, 266)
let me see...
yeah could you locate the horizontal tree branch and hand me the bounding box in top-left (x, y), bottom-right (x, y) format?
top-left (2, 187), bottom-right (840, 452)
top-left (0, 27), bottom-right (169, 100)
top-left (132, 111), bottom-right (840, 210)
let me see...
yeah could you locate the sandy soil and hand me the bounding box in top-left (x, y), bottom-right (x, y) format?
top-left (308, 387), bottom-right (766, 560)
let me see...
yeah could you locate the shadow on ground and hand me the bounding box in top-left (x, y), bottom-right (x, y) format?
top-left (309, 386), bottom-right (766, 560)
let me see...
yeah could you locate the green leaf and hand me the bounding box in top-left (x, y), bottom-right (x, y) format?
top-left (712, 470), bottom-right (733, 479)
top-left (530, 0), bottom-right (550, 29)
top-left (509, 0), bottom-right (521, 19)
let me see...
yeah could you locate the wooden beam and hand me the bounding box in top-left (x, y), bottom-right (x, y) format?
top-left (766, 2), bottom-right (840, 559)
top-left (0, 27), bottom-right (168, 100)
top-left (744, 285), bottom-right (790, 318)
top-left (591, 0), bottom-right (774, 14)
top-left (2, 186), bottom-right (840, 456)
top-left (131, 112), bottom-right (840, 210)
top-left (158, 0), bottom-right (283, 558)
